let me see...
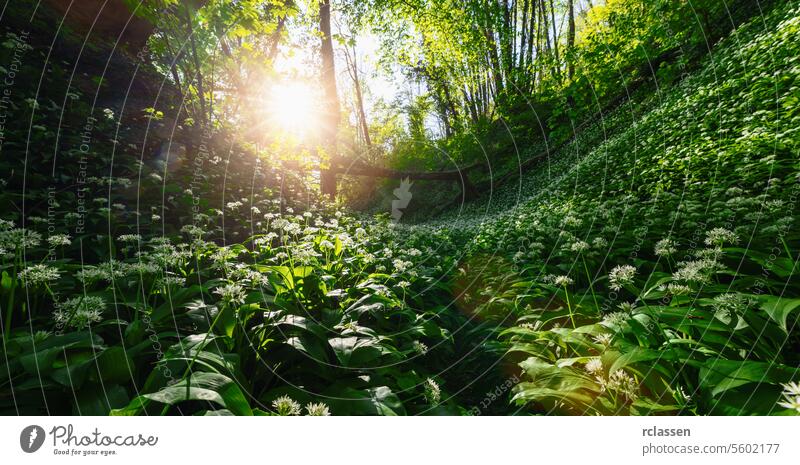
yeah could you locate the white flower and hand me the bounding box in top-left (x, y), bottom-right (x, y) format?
top-left (562, 215), bottom-right (582, 228)
top-left (704, 228), bottom-right (739, 247)
top-left (658, 283), bottom-right (693, 295)
top-left (0, 228), bottom-right (42, 250)
top-left (554, 275), bottom-right (573, 286)
top-left (412, 340), bottom-right (428, 354)
top-left (603, 311), bottom-right (630, 327)
top-left (283, 222), bottom-right (302, 235)
top-left (654, 238), bottom-right (677, 257)
top-left (210, 247), bottom-right (242, 268)
top-left (424, 378), bottom-right (441, 404)
top-left (54, 296), bottom-right (105, 329)
top-left (608, 369), bottom-right (638, 401)
top-left (593, 333), bottom-right (613, 347)
top-left (393, 259), bottom-right (411, 273)
top-left (673, 259), bottom-right (722, 284)
top-left (19, 264), bottom-right (61, 286)
top-left (128, 261), bottom-right (160, 275)
top-left (47, 234), bottom-right (72, 247)
top-left (226, 201), bottom-right (243, 211)
top-left (585, 358), bottom-right (603, 374)
top-left (778, 382), bottom-right (800, 413)
top-left (782, 381), bottom-right (800, 396)
top-left (272, 395), bottom-right (301, 416)
top-left (608, 265), bottom-right (636, 291)
top-left (214, 283), bottom-right (246, 306)
top-left (158, 275), bottom-right (186, 288)
top-left (305, 402), bottom-right (331, 416)
top-left (570, 241), bottom-right (590, 253)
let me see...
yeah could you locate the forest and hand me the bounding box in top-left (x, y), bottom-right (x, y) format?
top-left (0, 0), bottom-right (798, 416)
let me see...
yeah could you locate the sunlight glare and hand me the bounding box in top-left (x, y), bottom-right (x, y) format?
top-left (268, 82), bottom-right (318, 137)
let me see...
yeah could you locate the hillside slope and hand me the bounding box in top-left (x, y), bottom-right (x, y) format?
top-left (408, 0), bottom-right (800, 415)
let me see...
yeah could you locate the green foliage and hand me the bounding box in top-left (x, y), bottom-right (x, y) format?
top-left (426, 1), bottom-right (800, 415)
top-left (1, 0), bottom-right (798, 418)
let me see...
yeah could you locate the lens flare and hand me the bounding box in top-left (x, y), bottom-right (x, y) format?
top-left (267, 82), bottom-right (318, 137)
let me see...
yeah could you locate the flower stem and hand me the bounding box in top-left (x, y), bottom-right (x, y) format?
top-left (582, 256), bottom-right (599, 311)
top-left (563, 284), bottom-right (575, 328)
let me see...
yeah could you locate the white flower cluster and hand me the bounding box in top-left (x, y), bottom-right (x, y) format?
top-left (608, 265), bottom-right (636, 291)
top-left (19, 264), bottom-right (61, 286)
top-left (214, 283), bottom-right (247, 306)
top-left (271, 396), bottom-right (331, 416)
top-left (54, 296), bottom-right (105, 329)
top-left (424, 378), bottom-right (441, 404)
top-left (778, 382), bottom-right (800, 413)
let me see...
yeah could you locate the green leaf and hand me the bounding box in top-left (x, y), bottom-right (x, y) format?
top-left (218, 305), bottom-right (237, 338)
top-left (96, 346), bottom-right (134, 384)
top-left (119, 372), bottom-right (252, 416)
top-left (75, 384), bottom-right (129, 415)
top-left (699, 360), bottom-right (799, 397)
top-left (325, 386), bottom-right (405, 415)
top-left (1, 271), bottom-right (12, 290)
top-left (757, 295), bottom-right (800, 332)
top-left (286, 335), bottom-right (329, 363)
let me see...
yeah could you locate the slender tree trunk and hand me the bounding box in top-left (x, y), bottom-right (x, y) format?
top-left (441, 80), bottom-right (459, 133)
top-left (319, 0), bottom-right (340, 200)
top-left (540, 0), bottom-right (555, 81)
top-left (549, 0), bottom-right (560, 79)
top-left (485, 28), bottom-right (504, 97)
top-left (527, 0), bottom-right (536, 91)
top-left (163, 36), bottom-right (185, 99)
top-left (484, 1), bottom-right (504, 97)
top-left (519, 0), bottom-right (529, 71)
top-left (567, 0), bottom-right (575, 80)
top-left (345, 45), bottom-right (371, 147)
top-left (502, 0), bottom-right (512, 84)
top-left (183, 4), bottom-right (207, 126)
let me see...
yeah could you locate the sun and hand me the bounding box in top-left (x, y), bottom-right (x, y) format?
top-left (268, 82), bottom-right (319, 137)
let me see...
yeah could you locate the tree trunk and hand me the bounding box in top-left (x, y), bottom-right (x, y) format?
top-left (319, 0), bottom-right (340, 200)
top-left (567, 0), bottom-right (575, 80)
top-left (183, 4), bottom-right (207, 126)
top-left (519, 0), bottom-right (529, 71)
top-left (352, 51), bottom-right (371, 148)
top-left (549, 0), bottom-right (560, 79)
top-left (502, 0), bottom-right (512, 85)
